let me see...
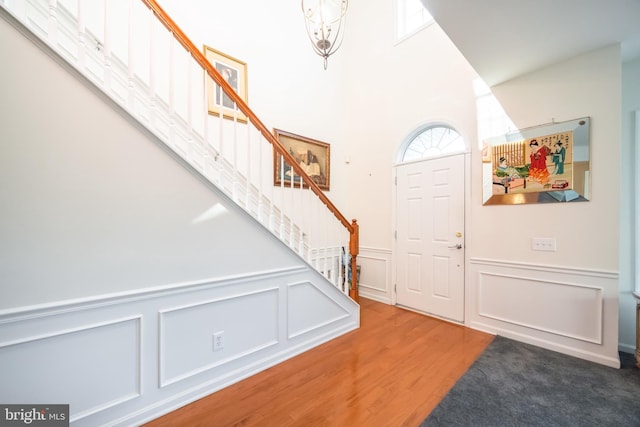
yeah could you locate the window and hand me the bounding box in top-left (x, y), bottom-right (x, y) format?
top-left (473, 78), bottom-right (515, 148)
top-left (395, 0), bottom-right (434, 42)
top-left (399, 124), bottom-right (465, 163)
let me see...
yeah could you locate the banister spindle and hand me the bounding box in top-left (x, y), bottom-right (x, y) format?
top-left (289, 165), bottom-right (296, 247)
top-left (148, 8), bottom-right (156, 127)
top-left (245, 128), bottom-right (252, 212)
top-left (232, 116), bottom-right (238, 203)
top-left (258, 131), bottom-right (264, 223)
top-left (298, 189), bottom-right (305, 257)
top-left (76, 0), bottom-right (86, 69)
top-left (279, 155), bottom-right (288, 240)
top-left (202, 64), bottom-right (213, 180)
top-left (103, 0), bottom-right (112, 89)
top-left (186, 47), bottom-right (199, 171)
top-left (169, 36), bottom-right (178, 155)
top-left (309, 192), bottom-right (316, 270)
top-left (331, 211), bottom-right (337, 286)
top-left (126, 0), bottom-right (135, 108)
top-left (47, 0), bottom-right (58, 45)
top-left (217, 96), bottom-right (224, 189)
top-left (320, 208), bottom-right (326, 281)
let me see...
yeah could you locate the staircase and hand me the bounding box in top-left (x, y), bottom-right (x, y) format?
top-left (0, 2), bottom-right (362, 424)
top-left (1, 0), bottom-right (359, 299)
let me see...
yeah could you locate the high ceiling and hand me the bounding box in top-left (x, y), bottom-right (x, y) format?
top-left (420, 0), bottom-right (640, 86)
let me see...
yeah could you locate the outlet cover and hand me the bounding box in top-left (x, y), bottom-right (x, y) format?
top-left (532, 237), bottom-right (556, 252)
top-left (213, 331), bottom-right (224, 352)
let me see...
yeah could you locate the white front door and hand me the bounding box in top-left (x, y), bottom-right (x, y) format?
top-left (395, 154), bottom-right (465, 322)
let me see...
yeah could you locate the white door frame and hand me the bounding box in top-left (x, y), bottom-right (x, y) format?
top-left (391, 150), bottom-right (472, 323)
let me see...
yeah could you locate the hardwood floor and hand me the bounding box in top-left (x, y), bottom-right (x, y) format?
top-left (144, 298), bottom-right (493, 427)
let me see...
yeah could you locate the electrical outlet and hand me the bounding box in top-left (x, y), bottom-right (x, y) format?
top-left (532, 237), bottom-right (556, 252)
top-left (213, 331), bottom-right (224, 352)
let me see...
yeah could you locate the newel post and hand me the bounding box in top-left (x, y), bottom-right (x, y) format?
top-left (349, 219), bottom-right (359, 302)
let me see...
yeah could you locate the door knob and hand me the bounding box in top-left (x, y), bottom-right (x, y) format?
top-left (448, 243), bottom-right (462, 249)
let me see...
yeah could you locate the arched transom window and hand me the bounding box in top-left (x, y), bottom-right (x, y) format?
top-left (399, 124), bottom-right (465, 162)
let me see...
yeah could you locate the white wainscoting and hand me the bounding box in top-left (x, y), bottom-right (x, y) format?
top-left (357, 247), bottom-right (393, 304)
top-left (0, 316), bottom-right (142, 422)
top-left (468, 258), bottom-right (620, 368)
top-left (0, 267), bottom-right (359, 426)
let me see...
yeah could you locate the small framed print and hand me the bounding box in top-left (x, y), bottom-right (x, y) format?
top-left (204, 45), bottom-right (248, 122)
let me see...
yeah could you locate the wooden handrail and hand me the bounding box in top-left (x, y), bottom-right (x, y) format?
top-left (139, 0), bottom-right (359, 300)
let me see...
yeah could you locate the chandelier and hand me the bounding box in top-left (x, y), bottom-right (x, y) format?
top-left (301, 0), bottom-right (348, 70)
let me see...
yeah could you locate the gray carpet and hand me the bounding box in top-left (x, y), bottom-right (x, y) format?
top-left (422, 336), bottom-right (640, 427)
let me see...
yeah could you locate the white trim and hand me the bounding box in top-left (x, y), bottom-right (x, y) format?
top-left (393, 0), bottom-right (435, 45)
top-left (394, 19), bottom-right (435, 45)
top-left (471, 324), bottom-right (621, 369)
top-left (0, 316), bottom-right (143, 422)
top-left (635, 110), bottom-right (640, 294)
top-left (357, 247), bottom-right (393, 304)
top-left (470, 257), bottom-right (619, 278)
top-left (477, 272), bottom-right (603, 344)
top-left (468, 258), bottom-right (620, 368)
top-left (395, 122), bottom-right (468, 164)
top-left (0, 266), bottom-right (307, 321)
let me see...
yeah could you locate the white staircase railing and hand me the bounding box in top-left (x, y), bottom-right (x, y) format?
top-left (1, 0), bottom-right (359, 299)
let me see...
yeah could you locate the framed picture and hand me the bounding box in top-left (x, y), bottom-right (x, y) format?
top-left (273, 129), bottom-right (330, 191)
top-left (482, 117), bottom-right (590, 205)
top-left (204, 45), bottom-right (248, 123)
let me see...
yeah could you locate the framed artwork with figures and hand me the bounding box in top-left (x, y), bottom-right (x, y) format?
top-left (204, 45), bottom-right (248, 123)
top-left (273, 129), bottom-right (330, 191)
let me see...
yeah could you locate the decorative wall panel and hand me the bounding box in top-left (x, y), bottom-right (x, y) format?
top-left (0, 268), bottom-right (359, 426)
top-left (357, 247), bottom-right (392, 304)
top-left (0, 317), bottom-right (141, 422)
top-left (159, 288), bottom-right (280, 386)
top-left (478, 272), bottom-right (602, 343)
top-left (469, 258), bottom-right (619, 368)
top-left (287, 282), bottom-right (350, 339)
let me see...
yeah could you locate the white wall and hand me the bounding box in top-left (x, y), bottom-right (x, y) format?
top-left (480, 46), bottom-right (620, 270)
top-left (619, 56), bottom-right (640, 353)
top-left (0, 12), bottom-right (300, 308)
top-left (340, 1), bottom-right (479, 250)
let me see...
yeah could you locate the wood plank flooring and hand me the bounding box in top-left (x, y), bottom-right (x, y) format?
top-left (144, 298), bottom-right (493, 427)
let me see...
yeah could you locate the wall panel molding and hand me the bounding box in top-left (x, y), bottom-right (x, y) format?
top-left (0, 266), bottom-right (306, 322)
top-left (0, 267), bottom-right (359, 426)
top-left (468, 258), bottom-right (619, 368)
top-left (358, 247), bottom-right (392, 303)
top-left (0, 316), bottom-right (142, 422)
top-left (158, 288), bottom-right (280, 387)
top-left (470, 257), bottom-right (618, 278)
top-left (477, 272), bottom-right (603, 343)
top-left (287, 281), bottom-right (351, 339)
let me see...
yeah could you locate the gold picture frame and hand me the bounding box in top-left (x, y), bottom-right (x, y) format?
top-left (204, 45), bottom-right (248, 123)
top-left (273, 129), bottom-right (330, 191)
